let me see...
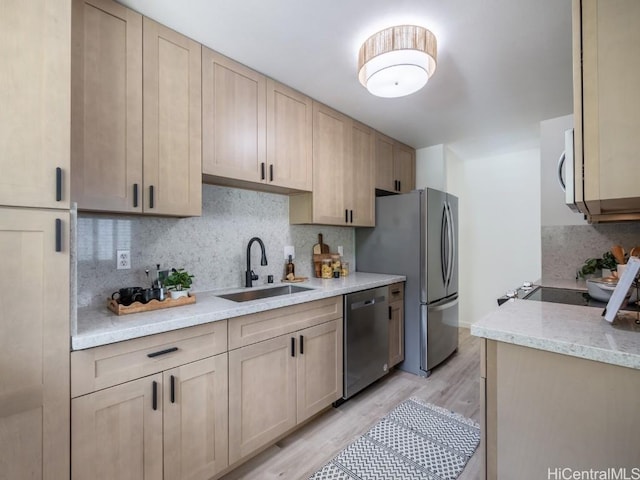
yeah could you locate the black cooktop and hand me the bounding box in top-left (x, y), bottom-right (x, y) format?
top-left (523, 286), bottom-right (640, 312)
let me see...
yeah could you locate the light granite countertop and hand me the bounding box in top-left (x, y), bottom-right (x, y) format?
top-left (73, 272), bottom-right (405, 350)
top-left (471, 298), bottom-right (640, 370)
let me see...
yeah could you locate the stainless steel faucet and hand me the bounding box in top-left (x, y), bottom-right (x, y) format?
top-left (246, 237), bottom-right (268, 287)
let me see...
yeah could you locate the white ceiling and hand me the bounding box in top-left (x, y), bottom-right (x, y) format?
top-left (118, 0), bottom-right (574, 150)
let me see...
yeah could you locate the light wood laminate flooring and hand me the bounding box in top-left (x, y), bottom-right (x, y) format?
top-left (221, 327), bottom-right (481, 480)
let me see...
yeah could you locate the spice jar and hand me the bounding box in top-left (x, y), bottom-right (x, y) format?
top-left (341, 261), bottom-right (350, 277)
top-left (331, 254), bottom-right (342, 278)
top-left (321, 259), bottom-right (333, 279)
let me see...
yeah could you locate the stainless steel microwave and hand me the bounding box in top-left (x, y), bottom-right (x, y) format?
top-left (557, 128), bottom-right (579, 212)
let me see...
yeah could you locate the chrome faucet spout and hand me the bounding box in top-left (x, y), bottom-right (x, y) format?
top-left (246, 237), bottom-right (268, 287)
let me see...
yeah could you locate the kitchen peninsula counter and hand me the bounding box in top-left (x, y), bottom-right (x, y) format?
top-left (472, 297), bottom-right (640, 479)
top-left (471, 298), bottom-right (640, 369)
top-left (74, 272), bottom-right (405, 350)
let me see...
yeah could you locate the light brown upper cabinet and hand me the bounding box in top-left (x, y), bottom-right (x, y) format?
top-left (394, 142), bottom-right (416, 194)
top-left (0, 0), bottom-right (70, 209)
top-left (375, 132), bottom-right (416, 194)
top-left (143, 18), bottom-right (202, 216)
top-left (202, 49), bottom-right (266, 184)
top-left (290, 102), bottom-right (375, 226)
top-left (573, 0), bottom-right (640, 221)
top-left (71, 0), bottom-right (143, 213)
top-left (266, 80), bottom-right (313, 191)
top-left (71, 2), bottom-right (201, 216)
top-left (350, 121), bottom-right (376, 226)
top-left (202, 52), bottom-right (312, 193)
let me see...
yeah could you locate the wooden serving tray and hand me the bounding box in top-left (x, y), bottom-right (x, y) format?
top-left (282, 277), bottom-right (308, 283)
top-left (107, 294), bottom-right (196, 316)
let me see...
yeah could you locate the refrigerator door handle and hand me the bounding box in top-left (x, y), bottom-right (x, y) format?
top-left (427, 296), bottom-right (459, 312)
top-left (446, 201), bottom-right (455, 289)
top-left (441, 204), bottom-right (448, 285)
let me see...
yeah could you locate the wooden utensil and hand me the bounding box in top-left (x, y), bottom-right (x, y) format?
top-left (313, 233), bottom-right (330, 255)
top-left (611, 245), bottom-right (626, 265)
top-left (629, 246), bottom-right (640, 258)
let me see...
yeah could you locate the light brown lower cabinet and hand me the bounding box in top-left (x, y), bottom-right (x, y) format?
top-left (482, 339), bottom-right (640, 480)
top-left (388, 283), bottom-right (405, 368)
top-left (71, 296), bottom-right (344, 479)
top-left (0, 208), bottom-right (70, 479)
top-left (228, 318), bottom-right (343, 465)
top-left (72, 353), bottom-right (228, 480)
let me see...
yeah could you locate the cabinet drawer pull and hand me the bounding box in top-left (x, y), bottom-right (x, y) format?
top-left (269, 164), bottom-right (274, 182)
top-left (261, 162), bottom-right (266, 180)
top-left (391, 289), bottom-right (401, 295)
top-left (56, 167), bottom-right (62, 202)
top-left (388, 305), bottom-right (392, 319)
top-left (147, 346), bottom-right (178, 358)
top-left (300, 335), bottom-right (304, 355)
top-left (55, 219), bottom-right (62, 252)
top-left (149, 185), bottom-right (155, 208)
top-left (152, 381), bottom-right (158, 410)
top-left (170, 375), bottom-right (176, 404)
top-left (133, 183), bottom-right (139, 208)
top-left (291, 337), bottom-right (295, 357)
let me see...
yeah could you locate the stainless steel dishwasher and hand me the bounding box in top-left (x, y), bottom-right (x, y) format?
top-left (342, 287), bottom-right (389, 399)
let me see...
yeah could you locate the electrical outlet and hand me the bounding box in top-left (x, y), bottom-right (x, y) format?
top-left (284, 245), bottom-right (295, 260)
top-left (117, 250), bottom-right (131, 270)
top-left (337, 246), bottom-right (344, 256)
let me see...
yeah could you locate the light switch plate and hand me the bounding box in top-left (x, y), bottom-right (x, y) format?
top-left (284, 245), bottom-right (295, 260)
top-left (337, 246), bottom-right (344, 256)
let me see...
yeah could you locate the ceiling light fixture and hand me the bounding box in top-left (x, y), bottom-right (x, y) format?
top-left (358, 25), bottom-right (437, 98)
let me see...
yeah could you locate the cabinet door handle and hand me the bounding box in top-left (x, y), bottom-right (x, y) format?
top-left (170, 375), bottom-right (176, 404)
top-left (133, 183), bottom-right (139, 208)
top-left (269, 164), bottom-right (274, 182)
top-left (55, 218), bottom-right (62, 252)
top-left (147, 346), bottom-right (178, 358)
top-left (398, 180), bottom-right (402, 192)
top-left (391, 289), bottom-right (400, 295)
top-left (152, 381), bottom-right (158, 411)
top-left (291, 337), bottom-right (295, 357)
top-left (389, 305), bottom-right (392, 319)
top-left (345, 209), bottom-right (349, 223)
top-left (261, 162), bottom-right (266, 180)
top-left (149, 185), bottom-right (154, 209)
top-left (350, 210), bottom-right (353, 223)
top-left (300, 335), bottom-right (304, 355)
top-left (55, 167), bottom-right (62, 202)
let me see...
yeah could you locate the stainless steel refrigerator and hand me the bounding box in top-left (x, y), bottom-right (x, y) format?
top-left (355, 188), bottom-right (459, 377)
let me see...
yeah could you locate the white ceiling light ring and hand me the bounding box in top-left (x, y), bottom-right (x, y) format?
top-left (358, 25), bottom-right (437, 98)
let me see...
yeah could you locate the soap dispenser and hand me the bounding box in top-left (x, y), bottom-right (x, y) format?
top-left (285, 255), bottom-right (295, 279)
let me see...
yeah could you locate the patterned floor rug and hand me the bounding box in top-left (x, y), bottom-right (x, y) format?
top-left (308, 397), bottom-right (480, 480)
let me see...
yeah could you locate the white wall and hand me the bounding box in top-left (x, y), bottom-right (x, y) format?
top-left (418, 141), bottom-right (542, 327)
top-left (415, 144), bottom-right (446, 191)
top-left (449, 147), bottom-right (541, 326)
top-left (540, 114), bottom-right (587, 226)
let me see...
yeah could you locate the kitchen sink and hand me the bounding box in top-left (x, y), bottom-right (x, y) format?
top-left (218, 285), bottom-right (313, 302)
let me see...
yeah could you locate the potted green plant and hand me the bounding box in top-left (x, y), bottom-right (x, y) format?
top-left (165, 268), bottom-right (194, 299)
top-left (578, 252), bottom-right (618, 278)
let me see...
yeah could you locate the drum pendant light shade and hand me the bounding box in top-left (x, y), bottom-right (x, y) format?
top-left (358, 25), bottom-right (437, 98)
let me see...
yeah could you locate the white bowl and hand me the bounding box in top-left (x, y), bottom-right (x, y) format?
top-left (586, 278), bottom-right (632, 302)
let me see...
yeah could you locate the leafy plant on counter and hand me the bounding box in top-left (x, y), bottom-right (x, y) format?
top-left (165, 268), bottom-right (194, 291)
top-left (578, 252), bottom-right (618, 278)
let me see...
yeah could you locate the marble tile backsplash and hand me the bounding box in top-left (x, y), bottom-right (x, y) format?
top-left (76, 185), bottom-right (355, 307)
top-left (542, 223), bottom-right (640, 279)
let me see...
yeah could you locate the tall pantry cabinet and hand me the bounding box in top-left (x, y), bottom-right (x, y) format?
top-left (0, 0), bottom-right (71, 478)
